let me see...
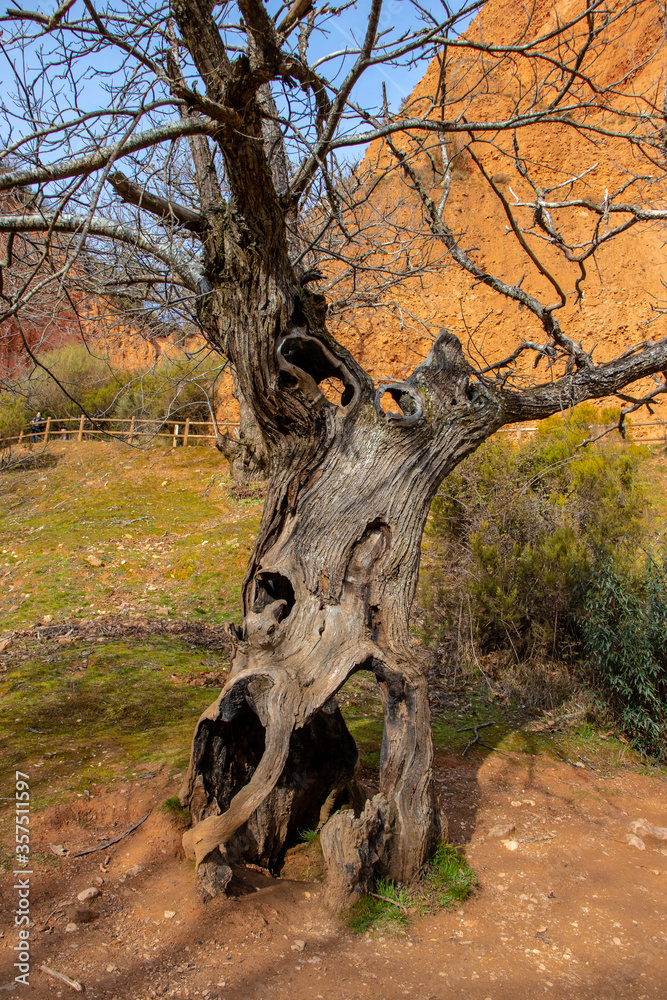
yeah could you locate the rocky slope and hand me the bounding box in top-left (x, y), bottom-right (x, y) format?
top-left (332, 0), bottom-right (667, 409)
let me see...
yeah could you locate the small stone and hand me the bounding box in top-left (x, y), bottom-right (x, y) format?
top-left (510, 800), bottom-right (523, 807)
top-left (629, 818), bottom-right (667, 841)
top-left (42, 614), bottom-right (52, 623)
top-left (489, 822), bottom-right (515, 839)
top-left (197, 861), bottom-right (232, 900)
top-left (613, 937), bottom-right (622, 946)
top-left (106, 964), bottom-right (116, 973)
top-left (65, 923), bottom-right (78, 933)
top-left (502, 839), bottom-right (519, 851)
top-left (85, 554), bottom-right (103, 567)
top-left (49, 843), bottom-right (67, 856)
top-left (0, 638), bottom-right (13, 652)
top-left (535, 926), bottom-right (547, 935)
top-left (304, 891), bottom-right (311, 899)
top-left (164, 911), bottom-right (176, 919)
top-left (57, 636), bottom-right (74, 645)
top-left (77, 887), bottom-right (100, 902)
top-left (625, 833), bottom-right (646, 851)
top-left (522, 799), bottom-right (536, 806)
top-left (291, 940), bottom-right (306, 952)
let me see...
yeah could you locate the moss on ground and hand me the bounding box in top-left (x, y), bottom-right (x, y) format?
top-left (0, 637), bottom-right (226, 806)
top-left (0, 442), bottom-right (261, 629)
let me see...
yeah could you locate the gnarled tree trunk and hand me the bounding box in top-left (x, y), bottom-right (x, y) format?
top-left (180, 292), bottom-right (499, 906)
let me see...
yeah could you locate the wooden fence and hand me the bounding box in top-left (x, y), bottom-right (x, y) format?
top-left (1, 415), bottom-right (239, 450)
top-left (4, 415), bottom-right (667, 451)
top-left (496, 420), bottom-right (667, 445)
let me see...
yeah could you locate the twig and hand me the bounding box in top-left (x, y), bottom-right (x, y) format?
top-left (576, 752), bottom-right (596, 770)
top-left (369, 891), bottom-right (408, 913)
top-left (72, 813), bottom-right (149, 856)
top-left (42, 899), bottom-right (73, 926)
top-left (40, 965), bottom-right (84, 992)
top-left (460, 722), bottom-right (496, 756)
top-left (457, 721), bottom-right (496, 733)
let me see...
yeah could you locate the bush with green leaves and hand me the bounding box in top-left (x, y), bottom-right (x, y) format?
top-left (419, 405), bottom-right (651, 709)
top-left (0, 394), bottom-right (29, 444)
top-left (577, 551), bottom-right (667, 760)
top-left (0, 344), bottom-right (224, 432)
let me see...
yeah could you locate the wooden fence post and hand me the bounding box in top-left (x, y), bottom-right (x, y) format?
top-left (129, 415), bottom-right (135, 442)
top-left (183, 418), bottom-right (190, 447)
top-left (77, 414), bottom-right (85, 442)
top-left (44, 417), bottom-right (51, 444)
top-left (18, 430), bottom-right (23, 445)
top-left (172, 424), bottom-right (179, 448)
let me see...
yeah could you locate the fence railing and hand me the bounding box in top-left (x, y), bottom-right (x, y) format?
top-left (496, 420), bottom-right (667, 445)
top-left (1, 415), bottom-right (240, 450)
top-left (4, 415), bottom-right (667, 451)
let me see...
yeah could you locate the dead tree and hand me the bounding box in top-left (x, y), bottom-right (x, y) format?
top-left (1, 0), bottom-right (667, 906)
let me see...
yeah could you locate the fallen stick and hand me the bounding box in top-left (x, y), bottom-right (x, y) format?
top-left (72, 813), bottom-right (149, 857)
top-left (460, 722), bottom-right (497, 756)
top-left (456, 721), bottom-right (496, 733)
top-left (42, 899), bottom-right (74, 926)
top-left (369, 892), bottom-right (408, 913)
top-left (40, 965), bottom-right (83, 992)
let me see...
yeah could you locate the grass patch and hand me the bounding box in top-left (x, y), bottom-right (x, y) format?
top-left (418, 842), bottom-right (477, 910)
top-left (346, 878), bottom-right (409, 935)
top-left (0, 441), bottom-right (262, 629)
top-left (347, 844), bottom-right (477, 934)
top-left (299, 828), bottom-right (320, 845)
top-left (161, 795), bottom-right (191, 824)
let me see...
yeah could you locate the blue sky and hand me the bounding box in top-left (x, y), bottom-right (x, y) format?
top-left (0, 1), bottom-right (476, 167)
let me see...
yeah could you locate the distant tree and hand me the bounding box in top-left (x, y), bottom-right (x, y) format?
top-left (1, 0), bottom-right (666, 907)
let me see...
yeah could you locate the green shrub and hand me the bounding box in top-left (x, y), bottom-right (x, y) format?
top-left (577, 551), bottom-right (667, 760)
top-left (420, 404), bottom-right (649, 705)
top-left (0, 395), bottom-right (29, 443)
top-left (161, 795), bottom-right (191, 823)
top-left (10, 343), bottom-right (223, 427)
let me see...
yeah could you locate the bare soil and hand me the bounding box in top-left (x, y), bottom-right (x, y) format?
top-left (2, 749), bottom-right (665, 1000)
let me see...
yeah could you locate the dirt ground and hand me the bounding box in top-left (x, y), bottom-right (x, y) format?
top-left (1, 748), bottom-right (665, 1000)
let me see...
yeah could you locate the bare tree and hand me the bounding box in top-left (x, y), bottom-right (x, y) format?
top-left (1, 0), bottom-right (667, 906)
